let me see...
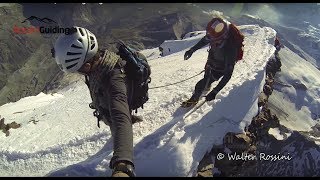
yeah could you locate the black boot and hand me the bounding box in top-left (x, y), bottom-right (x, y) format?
top-left (181, 94), bottom-right (200, 108)
top-left (112, 161), bottom-right (136, 177)
top-left (131, 115), bottom-right (143, 124)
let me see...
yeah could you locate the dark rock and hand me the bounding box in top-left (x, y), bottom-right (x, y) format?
top-left (224, 132), bottom-right (252, 152)
top-left (265, 77), bottom-right (274, 87)
top-left (8, 121), bottom-right (21, 129)
top-left (0, 116), bottom-right (5, 130)
top-left (263, 84), bottom-right (273, 96)
top-left (266, 72), bottom-right (275, 80)
top-left (0, 116), bottom-right (21, 136)
top-left (197, 164), bottom-right (213, 177)
top-left (258, 93), bottom-right (268, 107)
top-left (5, 130), bottom-right (9, 137)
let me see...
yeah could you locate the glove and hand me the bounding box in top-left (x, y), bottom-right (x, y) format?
top-left (184, 49), bottom-right (194, 60)
top-left (205, 89), bottom-right (218, 101)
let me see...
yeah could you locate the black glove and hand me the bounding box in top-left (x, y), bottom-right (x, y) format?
top-left (184, 49), bottom-right (194, 60)
top-left (205, 89), bottom-right (218, 101)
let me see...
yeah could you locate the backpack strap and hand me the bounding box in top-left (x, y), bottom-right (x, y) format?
top-left (85, 75), bottom-right (102, 128)
top-left (85, 75), bottom-right (90, 88)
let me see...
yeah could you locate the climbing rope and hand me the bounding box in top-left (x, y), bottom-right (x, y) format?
top-left (149, 70), bottom-right (205, 89)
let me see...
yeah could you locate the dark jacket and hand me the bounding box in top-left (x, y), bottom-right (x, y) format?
top-left (86, 49), bottom-right (134, 168)
top-left (190, 33), bottom-right (238, 93)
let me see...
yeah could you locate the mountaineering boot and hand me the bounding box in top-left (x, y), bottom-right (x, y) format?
top-left (131, 114), bottom-right (143, 124)
top-left (181, 95), bottom-right (199, 108)
top-left (181, 99), bottom-right (198, 108)
top-left (112, 162), bottom-right (136, 177)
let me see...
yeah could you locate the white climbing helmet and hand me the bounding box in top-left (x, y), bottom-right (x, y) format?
top-left (53, 26), bottom-right (98, 73)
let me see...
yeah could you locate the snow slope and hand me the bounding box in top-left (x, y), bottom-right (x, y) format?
top-left (299, 23), bottom-right (320, 58)
top-left (270, 46), bottom-right (320, 131)
top-left (0, 25), bottom-right (276, 177)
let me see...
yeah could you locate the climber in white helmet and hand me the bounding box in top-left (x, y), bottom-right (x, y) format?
top-left (53, 26), bottom-right (138, 177)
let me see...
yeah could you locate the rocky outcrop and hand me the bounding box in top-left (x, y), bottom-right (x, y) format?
top-left (196, 51), bottom-right (284, 177)
top-left (196, 49), bottom-right (320, 176)
top-left (0, 115), bottom-right (21, 137)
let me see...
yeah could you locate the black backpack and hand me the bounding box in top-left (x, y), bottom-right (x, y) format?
top-left (116, 40), bottom-right (151, 112)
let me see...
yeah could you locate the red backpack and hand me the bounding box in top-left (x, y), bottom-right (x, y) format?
top-left (229, 23), bottom-right (244, 62)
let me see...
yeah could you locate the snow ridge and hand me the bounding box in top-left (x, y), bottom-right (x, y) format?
top-left (0, 25), bottom-right (276, 177)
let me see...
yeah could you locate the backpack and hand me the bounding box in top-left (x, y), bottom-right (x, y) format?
top-left (229, 23), bottom-right (244, 62)
top-left (116, 40), bottom-right (151, 112)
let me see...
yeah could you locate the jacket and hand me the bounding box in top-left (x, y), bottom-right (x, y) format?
top-left (190, 33), bottom-right (238, 93)
top-left (86, 49), bottom-right (127, 124)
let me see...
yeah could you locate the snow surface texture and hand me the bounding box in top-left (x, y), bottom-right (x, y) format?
top-left (0, 25), bottom-right (276, 177)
